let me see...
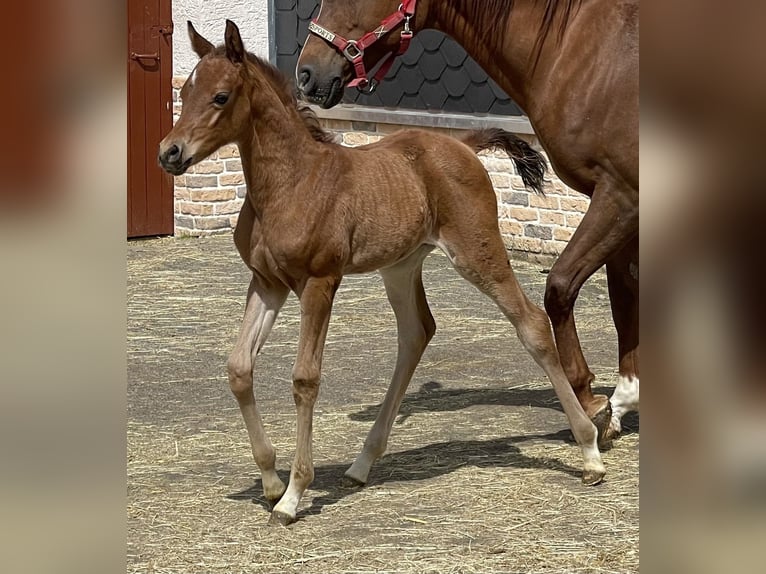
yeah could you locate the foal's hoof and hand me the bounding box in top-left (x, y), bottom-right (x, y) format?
top-left (340, 474), bottom-right (366, 489)
top-left (590, 401), bottom-right (614, 451)
top-left (582, 468), bottom-right (606, 486)
top-left (268, 510), bottom-right (295, 527)
top-left (602, 419), bottom-right (622, 444)
top-left (263, 477), bottom-right (287, 507)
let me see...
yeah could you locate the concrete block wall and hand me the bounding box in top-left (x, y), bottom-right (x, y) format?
top-left (171, 81), bottom-right (589, 257)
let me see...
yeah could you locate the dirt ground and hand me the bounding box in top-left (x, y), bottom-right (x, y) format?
top-left (127, 235), bottom-right (638, 574)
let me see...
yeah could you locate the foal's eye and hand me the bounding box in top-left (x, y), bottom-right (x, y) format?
top-left (213, 93), bottom-right (229, 106)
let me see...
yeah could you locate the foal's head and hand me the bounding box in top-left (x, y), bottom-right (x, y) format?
top-left (159, 20), bottom-right (333, 176)
top-left (158, 21), bottom-right (257, 175)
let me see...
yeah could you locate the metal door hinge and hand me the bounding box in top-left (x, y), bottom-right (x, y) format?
top-left (130, 52), bottom-right (160, 62)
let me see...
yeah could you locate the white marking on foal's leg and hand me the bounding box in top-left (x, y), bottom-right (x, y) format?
top-left (271, 483), bottom-right (303, 524)
top-left (609, 375), bottom-right (640, 434)
top-left (581, 424), bottom-right (606, 483)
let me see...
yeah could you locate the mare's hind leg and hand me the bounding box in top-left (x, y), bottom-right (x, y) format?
top-left (604, 236), bottom-right (639, 440)
top-left (436, 230), bottom-right (605, 484)
top-left (344, 246), bottom-right (436, 487)
top-left (228, 275), bottom-right (289, 503)
top-left (544, 179), bottom-right (638, 447)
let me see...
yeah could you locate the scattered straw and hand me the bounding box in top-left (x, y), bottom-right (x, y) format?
top-left (128, 235), bottom-right (638, 573)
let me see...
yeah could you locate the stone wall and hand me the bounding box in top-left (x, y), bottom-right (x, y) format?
top-left (171, 81), bottom-right (589, 258)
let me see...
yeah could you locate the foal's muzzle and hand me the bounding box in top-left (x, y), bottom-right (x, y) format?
top-left (158, 143), bottom-right (194, 176)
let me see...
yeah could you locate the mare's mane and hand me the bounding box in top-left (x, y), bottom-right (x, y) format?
top-left (447, 0), bottom-right (582, 68)
top-left (209, 44), bottom-right (336, 144)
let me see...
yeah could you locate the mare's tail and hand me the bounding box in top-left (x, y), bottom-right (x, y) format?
top-left (460, 128), bottom-right (547, 195)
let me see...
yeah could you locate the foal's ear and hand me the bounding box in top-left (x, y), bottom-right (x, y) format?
top-left (187, 21), bottom-right (214, 58)
top-left (224, 19), bottom-right (246, 65)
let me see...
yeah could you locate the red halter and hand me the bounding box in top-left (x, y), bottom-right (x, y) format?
top-left (307, 0), bottom-right (418, 94)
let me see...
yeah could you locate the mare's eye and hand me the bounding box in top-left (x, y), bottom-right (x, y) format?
top-left (213, 93), bottom-right (229, 106)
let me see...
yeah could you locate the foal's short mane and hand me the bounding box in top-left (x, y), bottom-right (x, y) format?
top-left (210, 45), bottom-right (335, 144)
top-left (448, 0), bottom-right (582, 69)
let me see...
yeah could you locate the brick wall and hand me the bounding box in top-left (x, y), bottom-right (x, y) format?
top-left (171, 80), bottom-right (589, 258)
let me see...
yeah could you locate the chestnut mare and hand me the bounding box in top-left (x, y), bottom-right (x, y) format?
top-left (159, 21), bottom-right (604, 525)
top-left (297, 0), bottom-right (639, 445)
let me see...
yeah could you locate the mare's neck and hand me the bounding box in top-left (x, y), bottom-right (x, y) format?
top-left (423, 0), bottom-right (561, 112)
top-left (236, 82), bottom-right (320, 214)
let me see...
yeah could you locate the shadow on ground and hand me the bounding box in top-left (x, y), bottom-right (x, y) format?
top-left (227, 428), bottom-right (579, 521)
top-left (227, 380), bottom-right (638, 523)
top-left (348, 380), bottom-right (639, 436)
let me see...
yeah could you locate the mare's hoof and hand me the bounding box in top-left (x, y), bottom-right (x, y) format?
top-left (582, 468), bottom-right (606, 486)
top-left (268, 510), bottom-right (295, 527)
top-left (340, 474), bottom-right (366, 489)
top-left (591, 401), bottom-right (614, 451)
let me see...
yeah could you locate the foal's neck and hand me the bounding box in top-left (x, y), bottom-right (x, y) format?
top-left (425, 0), bottom-right (567, 111)
top-left (237, 82), bottom-right (321, 213)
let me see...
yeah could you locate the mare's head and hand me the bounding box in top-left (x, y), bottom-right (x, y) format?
top-left (158, 21), bottom-right (256, 175)
top-left (297, 0), bottom-right (422, 108)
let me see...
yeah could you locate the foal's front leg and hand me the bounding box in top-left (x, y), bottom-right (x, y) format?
top-left (270, 276), bottom-right (340, 526)
top-left (228, 276), bottom-right (289, 503)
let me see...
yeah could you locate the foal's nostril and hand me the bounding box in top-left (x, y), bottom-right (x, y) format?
top-left (166, 144), bottom-right (180, 161)
top-left (297, 66), bottom-right (316, 94)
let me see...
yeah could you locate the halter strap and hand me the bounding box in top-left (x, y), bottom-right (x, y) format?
top-left (308, 0), bottom-right (417, 94)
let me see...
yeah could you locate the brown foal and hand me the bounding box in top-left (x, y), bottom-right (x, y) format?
top-left (159, 20), bottom-right (604, 526)
top-left (297, 0), bottom-right (639, 446)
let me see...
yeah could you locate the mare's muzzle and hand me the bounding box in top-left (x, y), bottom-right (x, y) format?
top-left (297, 67), bottom-right (344, 109)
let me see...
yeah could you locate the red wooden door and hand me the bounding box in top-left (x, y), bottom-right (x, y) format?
top-left (128, 0), bottom-right (174, 237)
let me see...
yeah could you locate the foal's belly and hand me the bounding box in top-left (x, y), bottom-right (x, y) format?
top-left (343, 202), bottom-right (433, 274)
top-left (343, 236), bottom-right (431, 275)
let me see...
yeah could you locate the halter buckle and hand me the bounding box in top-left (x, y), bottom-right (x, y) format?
top-left (342, 41), bottom-right (363, 61)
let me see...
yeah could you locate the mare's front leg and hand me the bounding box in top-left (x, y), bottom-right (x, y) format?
top-left (270, 275), bottom-right (341, 526)
top-left (228, 275), bottom-right (289, 503)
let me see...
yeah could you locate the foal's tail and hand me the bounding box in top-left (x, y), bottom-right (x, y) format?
top-left (461, 128), bottom-right (547, 194)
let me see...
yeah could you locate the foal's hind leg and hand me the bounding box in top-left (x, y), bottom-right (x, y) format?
top-left (604, 237), bottom-right (639, 440)
top-left (344, 246), bottom-right (436, 487)
top-left (437, 231), bottom-right (605, 484)
top-left (544, 180), bottom-right (638, 447)
top-left (228, 276), bottom-right (289, 503)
